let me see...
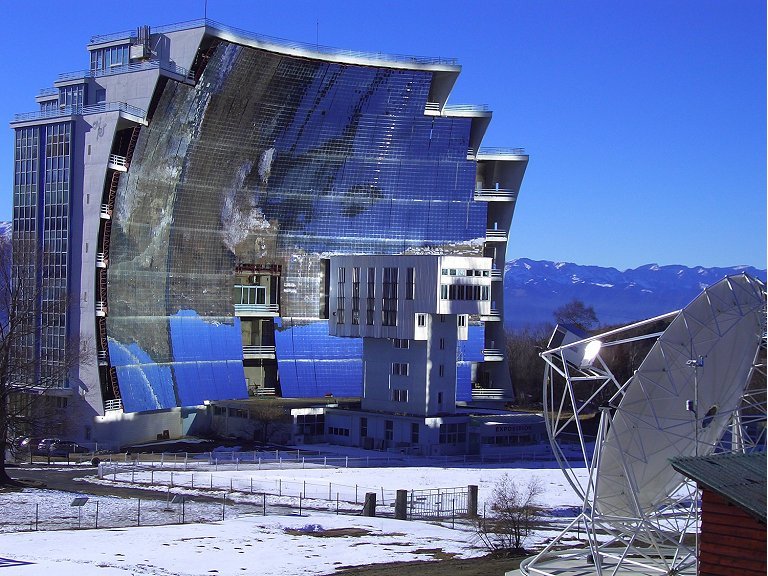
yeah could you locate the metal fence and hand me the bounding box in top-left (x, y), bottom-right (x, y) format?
top-left (408, 487), bottom-right (470, 520)
top-left (0, 491), bottom-right (350, 534)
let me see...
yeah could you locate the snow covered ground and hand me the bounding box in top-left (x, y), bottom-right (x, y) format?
top-left (0, 457), bottom-right (587, 576)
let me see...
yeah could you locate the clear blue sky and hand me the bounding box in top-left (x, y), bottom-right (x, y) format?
top-left (2, 0), bottom-right (765, 270)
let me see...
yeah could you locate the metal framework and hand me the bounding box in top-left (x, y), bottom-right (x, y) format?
top-left (521, 274), bottom-right (766, 576)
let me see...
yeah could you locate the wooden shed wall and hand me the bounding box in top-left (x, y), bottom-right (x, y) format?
top-left (699, 488), bottom-right (766, 576)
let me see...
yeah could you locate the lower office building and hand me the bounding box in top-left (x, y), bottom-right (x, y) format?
top-left (10, 20), bottom-right (527, 447)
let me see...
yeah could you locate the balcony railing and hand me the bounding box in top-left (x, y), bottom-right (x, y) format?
top-left (97, 350), bottom-right (109, 365)
top-left (100, 204), bottom-right (112, 219)
top-left (12, 101), bottom-right (147, 123)
top-left (424, 101), bottom-right (441, 114)
top-left (490, 269), bottom-right (502, 280)
top-left (108, 154), bottom-right (128, 171)
top-left (477, 147), bottom-right (527, 157)
top-left (482, 349), bottom-right (504, 361)
top-left (96, 301), bottom-right (108, 317)
top-left (56, 59), bottom-right (191, 83)
top-left (95, 252), bottom-right (108, 268)
top-left (234, 303), bottom-right (279, 316)
top-left (242, 345), bottom-right (277, 358)
top-left (486, 230), bottom-right (508, 242)
top-left (252, 387), bottom-right (277, 397)
top-left (104, 398), bottom-right (123, 412)
top-left (474, 188), bottom-right (518, 202)
top-left (471, 388), bottom-right (509, 400)
top-left (481, 309), bottom-right (501, 321)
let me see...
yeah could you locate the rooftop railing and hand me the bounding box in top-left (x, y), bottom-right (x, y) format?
top-left (56, 59), bottom-right (191, 83)
top-left (38, 87), bottom-right (58, 97)
top-left (89, 19), bottom-right (458, 66)
top-left (12, 101), bottom-right (146, 123)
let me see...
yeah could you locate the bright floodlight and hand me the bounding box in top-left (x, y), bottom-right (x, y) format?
top-left (521, 273), bottom-right (766, 576)
top-left (580, 340), bottom-right (602, 367)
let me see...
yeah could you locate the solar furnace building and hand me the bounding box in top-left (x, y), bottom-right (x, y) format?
top-left (10, 20), bottom-right (527, 446)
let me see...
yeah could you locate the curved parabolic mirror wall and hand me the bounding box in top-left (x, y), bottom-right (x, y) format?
top-left (107, 40), bottom-right (486, 411)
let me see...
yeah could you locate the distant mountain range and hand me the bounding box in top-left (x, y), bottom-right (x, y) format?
top-left (504, 258), bottom-right (767, 329)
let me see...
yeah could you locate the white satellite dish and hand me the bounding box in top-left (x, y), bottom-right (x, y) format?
top-left (520, 274), bottom-right (766, 576)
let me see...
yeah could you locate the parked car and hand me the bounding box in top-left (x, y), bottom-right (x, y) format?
top-left (36, 438), bottom-right (62, 455)
top-left (48, 441), bottom-right (89, 456)
top-left (15, 436), bottom-right (42, 454)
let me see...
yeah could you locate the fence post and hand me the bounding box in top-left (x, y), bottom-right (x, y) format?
top-left (336, 493), bottom-right (339, 515)
top-left (230, 478), bottom-right (233, 492)
top-left (191, 474), bottom-right (194, 489)
top-left (222, 493), bottom-right (226, 521)
top-left (345, 456), bottom-right (349, 468)
top-left (355, 485), bottom-right (358, 504)
top-left (137, 499), bottom-right (140, 527)
top-left (170, 471), bottom-right (174, 487)
top-left (95, 501), bottom-right (99, 529)
top-left (250, 478), bottom-right (253, 494)
top-left (151, 469), bottom-right (154, 484)
top-left (279, 478), bottom-right (282, 496)
top-left (328, 483), bottom-right (332, 501)
top-left (303, 480), bottom-right (306, 498)
top-left (263, 493), bottom-right (266, 516)
top-left (467, 485), bottom-right (479, 518)
top-left (35, 503), bottom-right (39, 531)
top-left (363, 492), bottom-right (376, 517)
top-left (299, 494), bottom-right (302, 516)
top-left (395, 490), bottom-right (408, 520)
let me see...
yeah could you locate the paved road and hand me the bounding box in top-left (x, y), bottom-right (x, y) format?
top-left (8, 463), bottom-right (174, 500)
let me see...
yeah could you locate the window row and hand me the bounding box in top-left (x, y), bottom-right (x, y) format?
top-left (442, 268), bottom-right (489, 277)
top-left (440, 284), bottom-right (490, 301)
top-left (439, 423), bottom-right (467, 444)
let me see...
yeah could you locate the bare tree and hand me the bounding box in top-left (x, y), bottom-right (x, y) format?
top-left (476, 474), bottom-right (544, 555)
top-left (0, 240), bottom-right (90, 485)
top-left (506, 323), bottom-right (553, 406)
top-left (553, 299), bottom-right (599, 332)
top-left (249, 401), bottom-right (291, 445)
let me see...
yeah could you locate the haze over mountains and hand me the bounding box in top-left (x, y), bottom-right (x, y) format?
top-left (504, 258), bottom-right (767, 329)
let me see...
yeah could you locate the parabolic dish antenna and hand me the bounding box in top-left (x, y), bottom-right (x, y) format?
top-left (521, 273), bottom-right (766, 576)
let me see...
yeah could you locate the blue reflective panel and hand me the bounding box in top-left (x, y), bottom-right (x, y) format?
top-left (107, 339), bottom-right (177, 411)
top-left (459, 324), bottom-right (486, 362)
top-left (275, 319), bottom-right (362, 397)
top-left (456, 363), bottom-right (472, 402)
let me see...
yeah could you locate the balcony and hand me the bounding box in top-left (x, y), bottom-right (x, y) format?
top-left (242, 345), bottom-right (276, 360)
top-left (100, 204), bottom-right (112, 219)
top-left (474, 188), bottom-right (518, 202)
top-left (97, 349), bottom-right (109, 366)
top-left (234, 303), bottom-right (279, 317)
top-left (108, 154), bottom-right (128, 172)
top-left (95, 252), bottom-right (108, 268)
top-left (485, 230), bottom-right (508, 243)
top-left (481, 309), bottom-right (501, 322)
top-left (96, 301), bottom-right (107, 317)
top-left (104, 398), bottom-right (123, 412)
top-left (471, 388), bottom-right (511, 401)
top-left (490, 269), bottom-right (502, 281)
top-left (252, 387), bottom-right (277, 397)
top-left (424, 101), bottom-right (441, 115)
top-left (482, 349), bottom-right (504, 362)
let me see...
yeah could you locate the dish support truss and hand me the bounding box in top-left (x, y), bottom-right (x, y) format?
top-left (521, 274), bottom-right (766, 576)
